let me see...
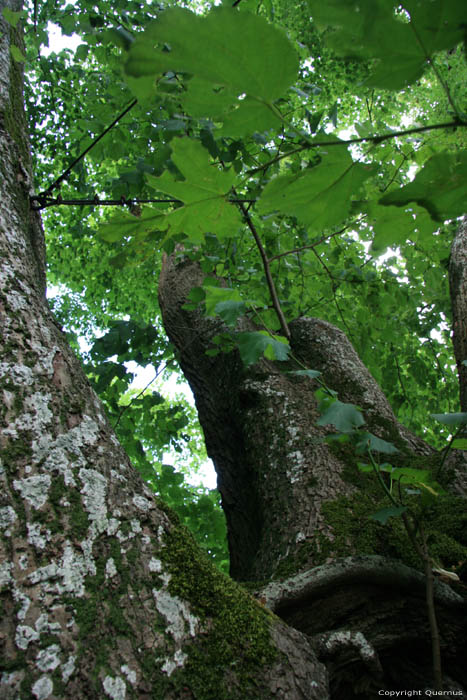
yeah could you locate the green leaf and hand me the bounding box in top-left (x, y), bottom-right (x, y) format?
top-left (258, 147), bottom-right (375, 231)
top-left (317, 400), bottom-right (365, 433)
top-left (219, 98), bottom-right (282, 137)
top-left (236, 331), bottom-right (290, 365)
top-left (370, 506), bottom-right (407, 524)
top-left (431, 412), bottom-right (467, 426)
top-left (10, 45), bottom-right (25, 63)
top-left (2, 8), bottom-right (23, 27)
top-left (146, 139), bottom-right (242, 243)
top-left (287, 369), bottom-right (321, 379)
top-left (452, 438), bottom-right (467, 450)
top-left (98, 209), bottom-right (163, 243)
top-left (214, 300), bottom-right (246, 327)
top-left (126, 7), bottom-right (298, 101)
top-left (307, 0), bottom-right (466, 89)
top-left (357, 432), bottom-right (399, 454)
top-left (203, 286), bottom-right (243, 317)
top-left (380, 152), bottom-right (467, 222)
top-left (365, 202), bottom-right (434, 254)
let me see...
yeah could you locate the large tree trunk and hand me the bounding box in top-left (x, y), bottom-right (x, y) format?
top-left (450, 217), bottom-right (467, 412)
top-left (0, 5), bottom-right (330, 698)
top-left (158, 247), bottom-right (467, 692)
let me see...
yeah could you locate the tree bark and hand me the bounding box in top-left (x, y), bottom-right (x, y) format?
top-left (0, 5), bottom-right (329, 698)
top-left (449, 217), bottom-right (467, 412)
top-left (158, 250), bottom-right (467, 691)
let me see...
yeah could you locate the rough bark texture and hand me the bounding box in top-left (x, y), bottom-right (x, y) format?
top-left (159, 252), bottom-right (467, 692)
top-left (450, 217), bottom-right (467, 412)
top-left (0, 5), bottom-right (330, 698)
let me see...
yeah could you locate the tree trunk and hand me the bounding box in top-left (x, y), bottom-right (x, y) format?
top-left (0, 5), bottom-right (329, 698)
top-left (450, 217), bottom-right (467, 413)
top-left (158, 249), bottom-right (467, 692)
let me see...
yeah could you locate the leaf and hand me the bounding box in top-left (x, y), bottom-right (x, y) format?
top-left (214, 301), bottom-right (246, 327)
top-left (370, 506), bottom-right (407, 524)
top-left (98, 209), bottom-right (163, 243)
top-left (2, 8), bottom-right (23, 27)
top-left (203, 286), bottom-right (243, 317)
top-left (146, 138), bottom-right (242, 243)
top-left (389, 468), bottom-right (443, 497)
top-left (307, 0), bottom-right (466, 89)
top-left (452, 438), bottom-right (467, 450)
top-left (125, 7), bottom-right (299, 100)
top-left (258, 147), bottom-right (375, 231)
top-left (357, 432), bottom-right (399, 454)
top-left (219, 98), bottom-right (282, 137)
top-left (287, 369), bottom-right (322, 379)
top-left (317, 400), bottom-right (365, 433)
top-left (431, 412), bottom-right (467, 426)
top-left (364, 202), bottom-right (434, 254)
top-left (10, 45), bottom-right (26, 63)
top-left (236, 331), bottom-right (290, 365)
top-left (379, 152), bottom-right (467, 222)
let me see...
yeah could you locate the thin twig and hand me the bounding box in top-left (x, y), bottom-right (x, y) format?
top-left (41, 98), bottom-right (138, 196)
top-left (246, 119), bottom-right (463, 174)
top-left (268, 225), bottom-right (350, 262)
top-left (236, 199), bottom-right (291, 339)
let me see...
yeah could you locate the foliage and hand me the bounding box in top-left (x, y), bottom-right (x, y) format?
top-left (23, 0), bottom-right (467, 569)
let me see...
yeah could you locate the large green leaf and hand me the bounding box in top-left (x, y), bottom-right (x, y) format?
top-left (258, 148), bottom-right (374, 230)
top-left (317, 400), bottom-right (365, 432)
top-left (307, 0), bottom-right (466, 89)
top-left (236, 331), bottom-right (290, 365)
top-left (380, 152), bottom-right (467, 222)
top-left (125, 7), bottom-right (299, 102)
top-left (370, 506), bottom-right (407, 524)
top-left (431, 412), bottom-right (467, 426)
top-left (364, 202), bottom-right (434, 253)
top-left (146, 138), bottom-right (242, 242)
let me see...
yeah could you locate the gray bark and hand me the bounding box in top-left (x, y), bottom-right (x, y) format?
top-left (449, 217), bottom-right (467, 412)
top-left (0, 4), bottom-right (329, 698)
top-left (158, 251), bottom-right (467, 692)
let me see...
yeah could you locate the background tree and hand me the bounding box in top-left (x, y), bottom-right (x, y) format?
top-left (1, 0), bottom-right (467, 696)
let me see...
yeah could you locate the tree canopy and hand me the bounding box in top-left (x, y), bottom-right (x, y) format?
top-left (14, 0), bottom-right (467, 571)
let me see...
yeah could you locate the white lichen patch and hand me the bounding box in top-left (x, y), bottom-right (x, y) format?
top-left (13, 590), bottom-right (31, 621)
top-left (286, 450), bottom-right (305, 484)
top-left (13, 474), bottom-right (51, 509)
top-left (61, 655), bottom-right (76, 683)
top-left (130, 519), bottom-right (142, 535)
top-left (32, 675), bottom-right (53, 700)
top-left (106, 518), bottom-right (120, 536)
top-left (28, 542), bottom-right (96, 597)
top-left (27, 522), bottom-right (51, 550)
top-left (132, 495), bottom-right (153, 512)
top-left (105, 558), bottom-right (118, 579)
top-left (15, 624), bottom-right (39, 650)
top-left (148, 558), bottom-right (162, 573)
top-left (103, 674), bottom-right (126, 699)
top-left (0, 362), bottom-right (34, 387)
top-left (0, 561), bottom-right (13, 587)
top-left (79, 468), bottom-right (107, 528)
top-left (161, 649), bottom-right (188, 676)
top-left (121, 665), bottom-right (137, 686)
top-left (0, 505), bottom-right (17, 531)
top-left (22, 392), bottom-right (53, 431)
top-left (36, 644), bottom-right (61, 672)
top-left (153, 589), bottom-right (199, 640)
